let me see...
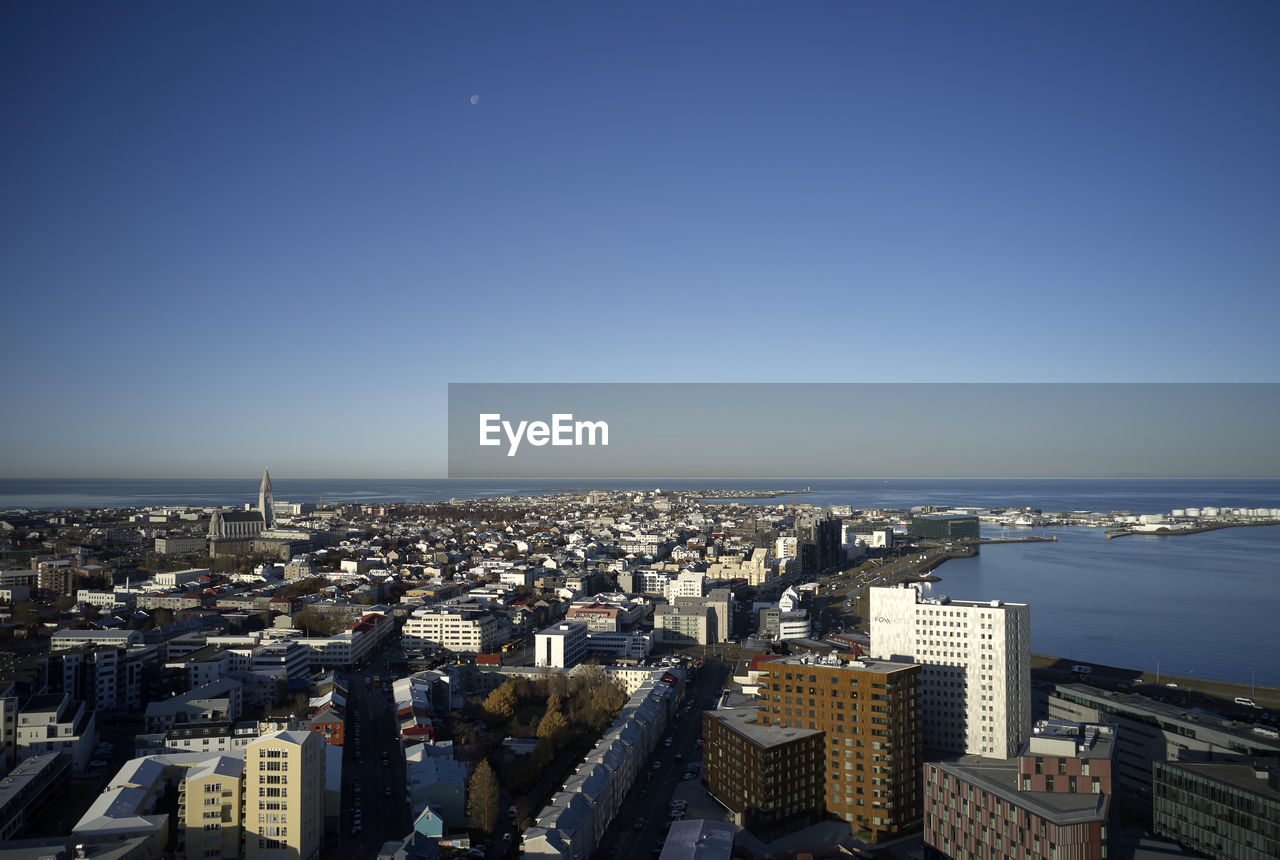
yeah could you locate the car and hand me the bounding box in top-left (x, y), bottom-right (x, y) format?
top-left (683, 771), bottom-right (697, 779)
top-left (89, 759), bottom-right (109, 769)
top-left (385, 786), bottom-right (392, 796)
top-left (633, 818), bottom-right (646, 830)
top-left (653, 761), bottom-right (662, 769)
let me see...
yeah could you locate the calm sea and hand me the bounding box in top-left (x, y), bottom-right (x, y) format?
top-left (3, 477), bottom-right (1277, 687)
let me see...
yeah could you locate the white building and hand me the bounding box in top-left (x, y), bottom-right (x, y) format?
top-left (15, 693), bottom-right (96, 775)
top-left (869, 585), bottom-right (1030, 758)
top-left (51, 629), bottom-right (143, 651)
top-left (155, 568), bottom-right (210, 589)
top-left (584, 631), bottom-right (653, 661)
top-left (535, 622), bottom-right (589, 669)
top-left (402, 605), bottom-right (504, 654)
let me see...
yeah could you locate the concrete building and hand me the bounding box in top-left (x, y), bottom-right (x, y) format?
top-left (401, 605), bottom-right (503, 654)
top-left (145, 678), bottom-right (243, 733)
top-left (0, 752), bottom-right (71, 842)
top-left (584, 630), bottom-right (652, 662)
top-left (1047, 682), bottom-right (1280, 815)
top-left (702, 707), bottom-right (824, 841)
top-left (870, 585), bottom-right (1031, 758)
top-left (534, 622), bottom-right (589, 669)
top-left (908, 514), bottom-right (980, 540)
top-left (51, 630), bottom-right (144, 651)
top-left (178, 751), bottom-right (245, 860)
top-left (654, 602), bottom-right (712, 646)
top-left (15, 692), bottom-right (96, 776)
top-left (154, 568), bottom-right (209, 589)
top-left (752, 653), bottom-right (922, 841)
top-left (244, 730), bottom-right (325, 860)
top-left (156, 535), bottom-right (208, 555)
top-left (1152, 758), bottom-right (1280, 860)
top-left (923, 721), bottom-right (1114, 860)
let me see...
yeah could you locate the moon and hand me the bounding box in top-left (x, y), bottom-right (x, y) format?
top-left (470, 94), bottom-right (479, 106)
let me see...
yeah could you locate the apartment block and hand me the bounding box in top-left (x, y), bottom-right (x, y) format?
top-left (703, 707), bottom-right (825, 841)
top-left (402, 605), bottom-right (503, 653)
top-left (244, 730), bottom-right (325, 860)
top-left (923, 721), bottom-right (1115, 860)
top-left (870, 585), bottom-right (1030, 758)
top-left (752, 653), bottom-right (921, 841)
top-left (179, 753), bottom-right (244, 860)
top-left (15, 692), bottom-right (96, 775)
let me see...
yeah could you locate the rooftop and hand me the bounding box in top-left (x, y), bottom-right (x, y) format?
top-left (1159, 758), bottom-right (1280, 801)
top-left (931, 754), bottom-right (1111, 825)
top-left (705, 706), bottom-right (821, 748)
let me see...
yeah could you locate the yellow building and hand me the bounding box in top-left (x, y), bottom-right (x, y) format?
top-left (179, 753), bottom-right (244, 860)
top-left (244, 730), bottom-right (325, 860)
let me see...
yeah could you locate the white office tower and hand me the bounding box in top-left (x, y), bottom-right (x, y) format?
top-left (869, 585), bottom-right (1030, 758)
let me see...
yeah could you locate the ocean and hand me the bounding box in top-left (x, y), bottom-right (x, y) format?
top-left (3, 477), bottom-right (1278, 687)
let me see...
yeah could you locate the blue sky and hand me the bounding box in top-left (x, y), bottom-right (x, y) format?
top-left (2, 2), bottom-right (1278, 478)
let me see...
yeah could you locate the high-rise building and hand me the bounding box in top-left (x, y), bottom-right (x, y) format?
top-left (870, 585), bottom-right (1030, 758)
top-left (750, 653), bottom-right (921, 842)
top-left (244, 730), bottom-right (325, 860)
top-left (179, 752), bottom-right (245, 860)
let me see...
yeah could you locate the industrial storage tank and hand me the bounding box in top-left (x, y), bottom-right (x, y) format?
top-left (1171, 509), bottom-right (1186, 518)
top-left (1186, 508), bottom-right (1201, 517)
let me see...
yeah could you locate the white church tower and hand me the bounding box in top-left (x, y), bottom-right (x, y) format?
top-left (258, 468), bottom-right (275, 530)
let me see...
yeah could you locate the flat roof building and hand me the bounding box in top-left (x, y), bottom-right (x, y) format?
top-left (751, 653), bottom-right (921, 842)
top-left (871, 585), bottom-right (1031, 759)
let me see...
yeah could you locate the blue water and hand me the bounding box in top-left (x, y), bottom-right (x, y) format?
top-left (3, 477), bottom-right (1278, 513)
top-left (932, 524), bottom-right (1280, 688)
top-left (2, 477), bottom-right (1277, 688)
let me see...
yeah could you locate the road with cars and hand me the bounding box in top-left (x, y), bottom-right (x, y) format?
top-left (596, 656), bottom-right (731, 860)
top-left (332, 641), bottom-right (411, 859)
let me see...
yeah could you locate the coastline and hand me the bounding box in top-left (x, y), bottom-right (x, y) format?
top-left (1104, 519), bottom-right (1280, 539)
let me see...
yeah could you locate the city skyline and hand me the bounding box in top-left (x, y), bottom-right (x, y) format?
top-left (2, 3), bottom-right (1278, 478)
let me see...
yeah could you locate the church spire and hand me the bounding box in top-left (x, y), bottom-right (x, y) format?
top-left (259, 468), bottom-right (274, 529)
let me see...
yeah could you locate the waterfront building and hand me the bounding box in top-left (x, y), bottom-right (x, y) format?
top-left (1152, 758), bottom-right (1280, 860)
top-left (870, 585), bottom-right (1031, 758)
top-left (923, 721), bottom-right (1115, 860)
top-left (908, 514), bottom-right (980, 540)
top-left (751, 653), bottom-right (922, 841)
top-left (1047, 682), bottom-right (1280, 815)
top-left (702, 706), bottom-right (825, 841)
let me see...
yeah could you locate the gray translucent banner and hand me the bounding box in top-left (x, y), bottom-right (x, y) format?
top-left (447, 383), bottom-right (1280, 479)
